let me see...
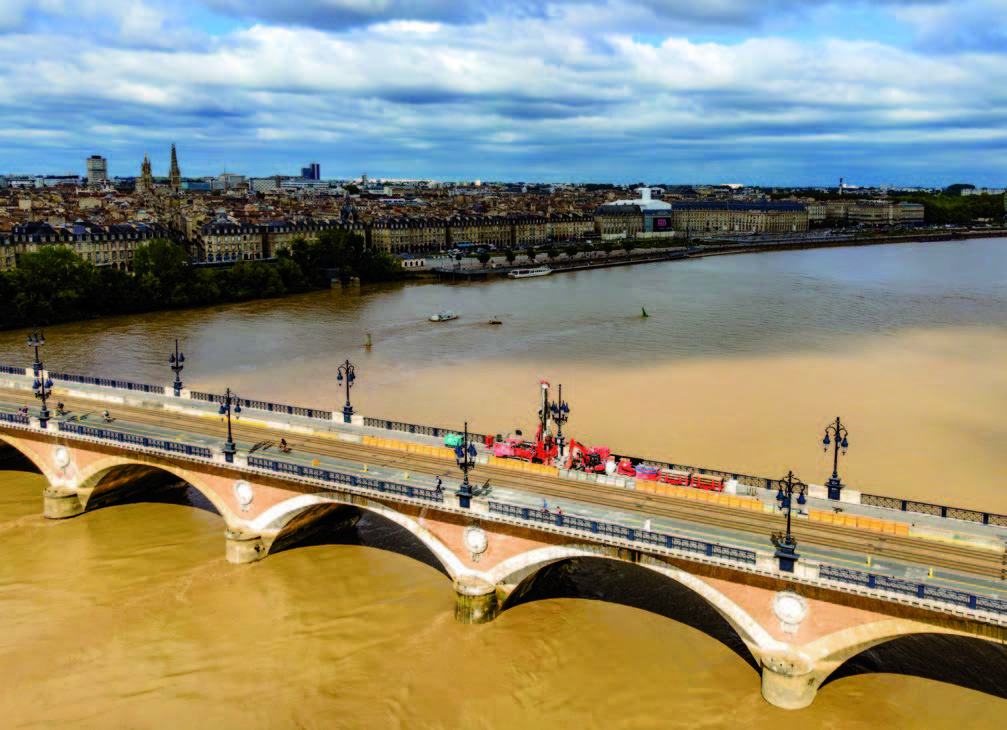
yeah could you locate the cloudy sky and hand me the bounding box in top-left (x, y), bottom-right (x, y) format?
top-left (4, 0), bottom-right (1006, 184)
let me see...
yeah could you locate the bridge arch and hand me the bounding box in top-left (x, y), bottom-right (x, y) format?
top-left (248, 492), bottom-right (467, 578)
top-left (487, 545), bottom-right (781, 664)
top-left (73, 455), bottom-right (237, 525)
top-left (0, 433), bottom-right (61, 484)
top-left (806, 619), bottom-right (1007, 698)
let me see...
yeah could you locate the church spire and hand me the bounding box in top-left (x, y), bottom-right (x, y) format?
top-left (169, 143), bottom-right (181, 193)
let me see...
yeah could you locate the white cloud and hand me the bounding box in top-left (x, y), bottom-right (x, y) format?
top-left (0, 0), bottom-right (1003, 182)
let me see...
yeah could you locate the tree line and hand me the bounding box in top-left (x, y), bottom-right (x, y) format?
top-left (0, 229), bottom-right (404, 330)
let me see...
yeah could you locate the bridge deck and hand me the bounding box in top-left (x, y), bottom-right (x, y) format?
top-left (1, 373), bottom-right (1006, 620)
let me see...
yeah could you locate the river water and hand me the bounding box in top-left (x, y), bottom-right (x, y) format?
top-left (1, 239), bottom-right (1006, 727)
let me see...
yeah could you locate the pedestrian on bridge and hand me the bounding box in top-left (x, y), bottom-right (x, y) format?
top-left (435, 476), bottom-right (443, 492)
top-left (644, 518), bottom-right (651, 532)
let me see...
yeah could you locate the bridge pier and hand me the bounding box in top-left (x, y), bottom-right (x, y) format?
top-left (759, 653), bottom-right (820, 710)
top-left (225, 529), bottom-right (267, 565)
top-left (454, 576), bottom-right (499, 625)
top-left (43, 487), bottom-right (84, 520)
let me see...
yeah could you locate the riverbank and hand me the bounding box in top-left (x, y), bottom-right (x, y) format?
top-left (692, 229), bottom-right (1007, 258)
top-left (425, 229), bottom-right (1007, 283)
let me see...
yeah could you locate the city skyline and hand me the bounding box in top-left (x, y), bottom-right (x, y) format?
top-left (2, 1), bottom-right (1005, 185)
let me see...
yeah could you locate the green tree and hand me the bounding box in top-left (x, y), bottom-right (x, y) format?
top-left (477, 251), bottom-right (492, 265)
top-left (524, 246), bottom-right (537, 263)
top-left (503, 248), bottom-right (517, 265)
top-left (621, 239), bottom-right (635, 255)
top-left (133, 239), bottom-right (190, 304)
top-left (15, 246), bottom-right (98, 322)
top-left (344, 183), bottom-right (360, 195)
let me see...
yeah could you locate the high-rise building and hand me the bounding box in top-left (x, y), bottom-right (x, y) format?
top-left (301, 162), bottom-right (320, 180)
top-left (86, 155), bottom-right (108, 184)
top-left (169, 144), bottom-right (181, 193)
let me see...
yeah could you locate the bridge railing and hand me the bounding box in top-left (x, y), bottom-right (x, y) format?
top-left (56, 421), bottom-right (213, 459)
top-left (859, 493), bottom-right (1007, 528)
top-left (363, 417), bottom-right (492, 443)
top-left (48, 372), bottom-right (166, 395)
top-left (246, 455), bottom-right (444, 503)
top-left (487, 500), bottom-right (758, 566)
top-left (819, 564), bottom-right (1007, 616)
top-left (189, 391), bottom-right (333, 422)
top-left (0, 411), bottom-right (29, 425)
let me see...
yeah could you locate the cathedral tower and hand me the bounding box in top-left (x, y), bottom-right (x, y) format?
top-left (137, 153), bottom-right (154, 194)
top-left (169, 143), bottom-right (181, 193)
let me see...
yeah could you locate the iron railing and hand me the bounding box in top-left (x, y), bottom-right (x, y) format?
top-left (363, 417), bottom-right (492, 443)
top-left (48, 372), bottom-right (166, 395)
top-left (487, 500), bottom-right (757, 565)
top-left (189, 391), bottom-right (332, 421)
top-left (0, 410), bottom-right (29, 425)
top-left (0, 365), bottom-right (26, 377)
top-left (819, 564), bottom-right (1007, 616)
top-left (56, 421), bottom-right (213, 458)
top-left (246, 455), bottom-right (444, 503)
top-left (860, 493), bottom-right (1007, 527)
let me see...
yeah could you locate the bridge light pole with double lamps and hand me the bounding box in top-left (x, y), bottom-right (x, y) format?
top-left (548, 384), bottom-right (570, 458)
top-left (336, 359), bottom-right (355, 424)
top-left (218, 388), bottom-right (242, 463)
top-left (454, 422), bottom-right (478, 509)
top-left (821, 416), bottom-right (849, 501)
top-left (774, 470), bottom-right (808, 573)
top-left (32, 368), bottom-right (54, 429)
top-left (25, 326), bottom-right (44, 376)
top-left (169, 339), bottom-right (185, 396)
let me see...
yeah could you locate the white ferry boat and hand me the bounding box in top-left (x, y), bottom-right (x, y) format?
top-left (429, 311), bottom-right (458, 322)
top-left (507, 266), bottom-right (552, 279)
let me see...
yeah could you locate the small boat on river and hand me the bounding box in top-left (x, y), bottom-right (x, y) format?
top-left (508, 266), bottom-right (551, 279)
top-left (429, 311), bottom-right (458, 322)
top-left (488, 317), bottom-right (503, 325)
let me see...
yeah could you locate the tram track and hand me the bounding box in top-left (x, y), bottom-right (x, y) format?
top-left (2, 390), bottom-right (1005, 581)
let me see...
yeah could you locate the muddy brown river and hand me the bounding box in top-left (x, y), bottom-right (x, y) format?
top-left (1, 239), bottom-right (1006, 727)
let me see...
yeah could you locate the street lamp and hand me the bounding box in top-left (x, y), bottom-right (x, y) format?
top-left (821, 416), bottom-right (850, 501)
top-left (25, 326), bottom-right (44, 376)
top-left (169, 339), bottom-right (185, 396)
top-left (336, 359), bottom-right (356, 424)
top-left (32, 368), bottom-right (54, 429)
top-left (774, 470), bottom-right (807, 573)
top-left (218, 388), bottom-right (242, 463)
top-left (454, 421), bottom-right (478, 509)
top-left (548, 384), bottom-right (570, 457)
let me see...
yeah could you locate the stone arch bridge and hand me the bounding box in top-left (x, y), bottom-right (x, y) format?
top-left (1, 422), bottom-right (1005, 711)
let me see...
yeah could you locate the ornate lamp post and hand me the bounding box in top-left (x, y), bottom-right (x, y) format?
top-left (32, 369), bottom-right (54, 429)
top-left (454, 421), bottom-right (478, 509)
top-left (548, 384), bottom-right (570, 457)
top-left (821, 416), bottom-right (849, 501)
top-left (25, 326), bottom-right (44, 376)
top-left (336, 359), bottom-right (356, 424)
top-left (774, 470), bottom-right (807, 573)
top-left (218, 388), bottom-right (242, 463)
top-left (169, 339), bottom-right (185, 397)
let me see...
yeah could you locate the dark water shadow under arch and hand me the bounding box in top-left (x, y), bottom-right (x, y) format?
top-left (503, 556), bottom-right (760, 673)
top-left (0, 441), bottom-right (44, 475)
top-left (822, 632), bottom-right (1007, 701)
top-left (86, 464), bottom-right (221, 517)
top-left (267, 505), bottom-right (452, 579)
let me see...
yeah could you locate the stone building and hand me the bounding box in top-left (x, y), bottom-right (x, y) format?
top-left (670, 201), bottom-right (809, 234)
top-left (8, 220), bottom-right (170, 271)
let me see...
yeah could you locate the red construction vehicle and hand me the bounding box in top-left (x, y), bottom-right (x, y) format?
top-left (565, 439), bottom-right (611, 473)
top-left (616, 458), bottom-right (636, 477)
top-left (493, 424), bottom-right (558, 464)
